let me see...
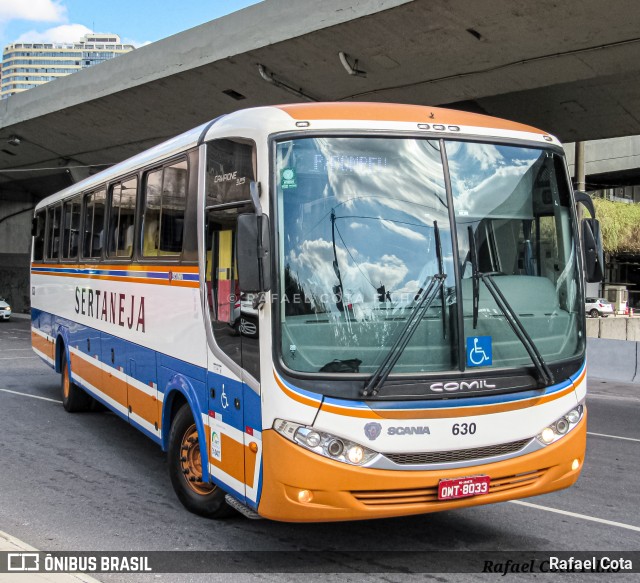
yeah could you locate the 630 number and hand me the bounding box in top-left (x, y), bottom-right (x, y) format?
top-left (452, 422), bottom-right (476, 435)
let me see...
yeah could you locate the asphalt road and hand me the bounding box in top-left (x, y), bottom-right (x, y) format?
top-left (1, 317), bottom-right (639, 582)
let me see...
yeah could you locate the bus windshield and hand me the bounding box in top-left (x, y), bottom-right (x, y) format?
top-left (276, 137), bottom-right (583, 386)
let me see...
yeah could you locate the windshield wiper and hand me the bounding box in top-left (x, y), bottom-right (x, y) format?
top-left (362, 273), bottom-right (445, 397)
top-left (467, 229), bottom-right (554, 386)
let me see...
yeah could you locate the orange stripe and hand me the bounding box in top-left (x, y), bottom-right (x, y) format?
top-left (244, 445), bottom-right (257, 488)
top-left (276, 366), bottom-right (584, 420)
top-left (128, 385), bottom-right (160, 428)
top-left (71, 352), bottom-right (128, 408)
top-left (32, 331), bottom-right (54, 360)
top-left (276, 103), bottom-right (547, 135)
top-left (33, 263), bottom-right (198, 273)
top-left (30, 271), bottom-right (199, 288)
top-left (273, 372), bottom-right (322, 409)
top-left (208, 433), bottom-right (245, 483)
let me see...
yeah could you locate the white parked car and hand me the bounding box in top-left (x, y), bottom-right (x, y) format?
top-left (585, 297), bottom-right (614, 318)
top-left (0, 298), bottom-right (11, 321)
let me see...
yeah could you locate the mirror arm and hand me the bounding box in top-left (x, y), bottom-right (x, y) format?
top-left (574, 190), bottom-right (596, 218)
top-left (250, 181), bottom-right (263, 217)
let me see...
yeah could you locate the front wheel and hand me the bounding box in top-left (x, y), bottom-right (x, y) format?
top-left (589, 309), bottom-right (600, 318)
top-left (168, 404), bottom-right (234, 518)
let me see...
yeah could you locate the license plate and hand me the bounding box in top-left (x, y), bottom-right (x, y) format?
top-left (438, 475), bottom-right (490, 500)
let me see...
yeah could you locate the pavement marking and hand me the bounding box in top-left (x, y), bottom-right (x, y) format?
top-left (0, 388), bottom-right (62, 404)
top-left (588, 431), bottom-right (640, 443)
top-left (1, 348), bottom-right (34, 351)
top-left (0, 356), bottom-right (38, 360)
top-left (0, 530), bottom-right (102, 583)
top-left (587, 393), bottom-right (640, 402)
top-left (510, 500), bottom-right (640, 532)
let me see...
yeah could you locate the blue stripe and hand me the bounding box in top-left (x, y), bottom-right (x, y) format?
top-left (32, 266), bottom-right (199, 282)
top-left (300, 362), bottom-right (585, 412)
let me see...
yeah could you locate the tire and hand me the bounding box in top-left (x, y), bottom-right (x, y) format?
top-left (589, 309), bottom-right (599, 318)
top-left (168, 404), bottom-right (235, 518)
top-left (61, 352), bottom-right (92, 412)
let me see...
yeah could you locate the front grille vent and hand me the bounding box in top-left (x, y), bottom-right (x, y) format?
top-left (384, 438), bottom-right (531, 465)
top-left (351, 468), bottom-right (549, 507)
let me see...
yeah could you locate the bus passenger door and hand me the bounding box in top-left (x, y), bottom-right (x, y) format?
top-left (205, 208), bottom-right (251, 504)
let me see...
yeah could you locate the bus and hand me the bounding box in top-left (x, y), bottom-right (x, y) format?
top-left (30, 103), bottom-right (603, 522)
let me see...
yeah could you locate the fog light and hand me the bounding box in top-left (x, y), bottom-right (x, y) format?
top-left (541, 427), bottom-right (555, 444)
top-left (555, 417), bottom-right (570, 435)
top-left (297, 489), bottom-right (313, 504)
top-left (346, 445), bottom-right (364, 464)
top-left (571, 458), bottom-right (580, 471)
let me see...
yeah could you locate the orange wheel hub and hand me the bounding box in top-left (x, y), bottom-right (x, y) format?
top-left (180, 424), bottom-right (215, 495)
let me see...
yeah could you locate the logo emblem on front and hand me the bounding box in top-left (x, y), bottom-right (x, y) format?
top-left (364, 422), bottom-right (382, 441)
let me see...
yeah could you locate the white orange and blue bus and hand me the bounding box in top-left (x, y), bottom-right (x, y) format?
top-left (30, 103), bottom-right (603, 521)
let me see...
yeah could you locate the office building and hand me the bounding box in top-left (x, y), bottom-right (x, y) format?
top-left (1, 33), bottom-right (134, 99)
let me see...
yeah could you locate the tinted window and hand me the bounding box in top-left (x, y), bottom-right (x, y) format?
top-left (61, 195), bottom-right (82, 260)
top-left (108, 176), bottom-right (137, 258)
top-left (206, 139), bottom-right (254, 206)
top-left (32, 210), bottom-right (46, 261)
top-left (46, 204), bottom-right (61, 260)
top-left (143, 160), bottom-right (187, 257)
top-left (83, 189), bottom-right (106, 259)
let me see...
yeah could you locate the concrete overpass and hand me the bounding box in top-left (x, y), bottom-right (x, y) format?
top-left (2, 0), bottom-right (640, 310)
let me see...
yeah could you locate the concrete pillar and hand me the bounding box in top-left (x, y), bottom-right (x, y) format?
top-left (574, 142), bottom-right (586, 191)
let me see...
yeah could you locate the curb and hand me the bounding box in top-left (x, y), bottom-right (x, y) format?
top-left (0, 531), bottom-right (101, 583)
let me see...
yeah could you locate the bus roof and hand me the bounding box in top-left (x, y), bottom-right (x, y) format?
top-left (36, 103), bottom-right (559, 211)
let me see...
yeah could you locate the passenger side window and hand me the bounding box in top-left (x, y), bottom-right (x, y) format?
top-left (83, 189), bottom-right (106, 260)
top-left (108, 176), bottom-right (137, 258)
top-left (205, 138), bottom-right (257, 374)
top-left (142, 160), bottom-right (187, 258)
top-left (61, 195), bottom-right (82, 260)
top-left (46, 204), bottom-right (61, 261)
top-left (32, 210), bottom-right (46, 262)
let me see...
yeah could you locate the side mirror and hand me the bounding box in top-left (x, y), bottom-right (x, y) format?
top-left (574, 191), bottom-right (604, 283)
top-left (237, 213), bottom-right (271, 293)
top-left (582, 218), bottom-right (604, 283)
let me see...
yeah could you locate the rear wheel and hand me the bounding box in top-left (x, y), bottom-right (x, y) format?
top-left (589, 309), bottom-right (600, 318)
top-left (61, 353), bottom-right (92, 412)
top-left (168, 404), bottom-right (234, 518)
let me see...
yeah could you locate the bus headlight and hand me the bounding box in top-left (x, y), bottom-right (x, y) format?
top-left (536, 402), bottom-right (585, 446)
top-left (274, 419), bottom-right (378, 466)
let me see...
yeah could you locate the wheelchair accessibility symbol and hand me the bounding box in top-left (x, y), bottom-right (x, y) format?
top-left (467, 336), bottom-right (492, 367)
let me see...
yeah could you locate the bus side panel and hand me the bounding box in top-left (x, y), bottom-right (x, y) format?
top-left (158, 354), bottom-right (209, 482)
top-left (243, 386), bottom-right (263, 509)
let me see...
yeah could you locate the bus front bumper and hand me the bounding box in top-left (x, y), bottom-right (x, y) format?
top-left (257, 415), bottom-right (586, 522)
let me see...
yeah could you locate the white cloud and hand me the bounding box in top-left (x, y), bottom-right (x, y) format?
top-left (0, 0), bottom-right (66, 23)
top-left (122, 38), bottom-right (152, 48)
top-left (15, 23), bottom-right (91, 43)
top-left (380, 218), bottom-right (427, 242)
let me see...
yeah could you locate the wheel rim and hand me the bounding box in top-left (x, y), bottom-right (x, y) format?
top-left (180, 423), bottom-right (215, 495)
top-left (62, 363), bottom-right (70, 399)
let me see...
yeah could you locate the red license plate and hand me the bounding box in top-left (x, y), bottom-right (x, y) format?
top-left (438, 475), bottom-right (491, 500)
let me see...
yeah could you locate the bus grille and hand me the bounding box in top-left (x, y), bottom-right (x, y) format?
top-left (351, 468), bottom-right (548, 506)
top-left (384, 438), bottom-right (531, 465)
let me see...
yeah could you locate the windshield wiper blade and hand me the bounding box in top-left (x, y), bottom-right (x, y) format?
top-left (467, 228), bottom-right (553, 386)
top-left (362, 273), bottom-right (445, 397)
top-left (468, 226), bottom-right (480, 329)
top-left (480, 273), bottom-right (555, 386)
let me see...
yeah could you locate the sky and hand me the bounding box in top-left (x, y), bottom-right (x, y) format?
top-left (0, 0), bottom-right (262, 49)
